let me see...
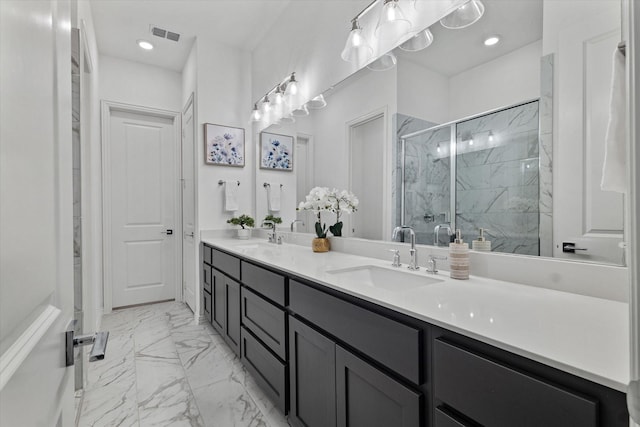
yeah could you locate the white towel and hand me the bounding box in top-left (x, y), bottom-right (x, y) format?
top-left (601, 48), bottom-right (627, 193)
top-left (224, 181), bottom-right (239, 211)
top-left (267, 184), bottom-right (281, 212)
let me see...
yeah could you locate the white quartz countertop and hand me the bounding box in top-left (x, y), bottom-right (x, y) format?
top-left (202, 237), bottom-right (629, 393)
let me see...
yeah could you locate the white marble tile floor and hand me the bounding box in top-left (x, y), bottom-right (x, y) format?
top-left (78, 301), bottom-right (291, 427)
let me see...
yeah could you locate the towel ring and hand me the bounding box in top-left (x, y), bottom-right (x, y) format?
top-left (219, 180), bottom-right (240, 186)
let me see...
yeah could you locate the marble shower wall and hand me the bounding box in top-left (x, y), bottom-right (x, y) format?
top-left (539, 54), bottom-right (554, 257)
top-left (455, 101), bottom-right (540, 255)
top-left (394, 114), bottom-right (450, 245)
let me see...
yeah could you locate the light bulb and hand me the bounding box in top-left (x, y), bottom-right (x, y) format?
top-left (375, 0), bottom-right (411, 41)
top-left (488, 131), bottom-right (494, 142)
top-left (137, 40), bottom-right (154, 50)
top-left (251, 104), bottom-right (261, 122)
top-left (469, 138), bottom-right (474, 146)
top-left (437, 144), bottom-right (441, 153)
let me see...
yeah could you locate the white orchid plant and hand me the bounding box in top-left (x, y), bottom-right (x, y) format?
top-left (297, 187), bottom-right (359, 238)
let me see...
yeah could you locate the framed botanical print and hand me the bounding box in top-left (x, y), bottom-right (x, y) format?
top-left (204, 123), bottom-right (245, 167)
top-left (260, 131), bottom-right (293, 171)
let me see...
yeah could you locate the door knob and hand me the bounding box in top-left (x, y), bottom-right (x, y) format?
top-left (161, 229), bottom-right (173, 235)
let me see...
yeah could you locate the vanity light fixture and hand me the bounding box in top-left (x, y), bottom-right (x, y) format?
top-left (341, 18), bottom-right (374, 66)
top-left (291, 103), bottom-right (310, 117)
top-left (484, 35), bottom-right (500, 46)
top-left (440, 0), bottom-right (485, 29)
top-left (488, 131), bottom-right (494, 142)
top-left (137, 39), bottom-right (154, 50)
top-left (399, 27), bottom-right (434, 52)
top-left (367, 52), bottom-right (397, 71)
top-left (307, 94), bottom-right (327, 109)
top-left (436, 143), bottom-right (441, 153)
top-left (375, 0), bottom-right (412, 41)
top-left (469, 138), bottom-right (474, 146)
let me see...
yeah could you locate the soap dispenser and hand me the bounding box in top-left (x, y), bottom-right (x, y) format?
top-left (449, 229), bottom-right (469, 280)
top-left (472, 228), bottom-right (491, 252)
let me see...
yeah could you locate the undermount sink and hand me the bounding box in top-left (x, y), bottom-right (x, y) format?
top-left (326, 265), bottom-right (443, 291)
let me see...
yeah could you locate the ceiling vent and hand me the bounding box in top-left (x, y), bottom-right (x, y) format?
top-left (150, 25), bottom-right (180, 42)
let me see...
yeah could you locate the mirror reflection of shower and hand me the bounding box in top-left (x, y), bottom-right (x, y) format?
top-left (399, 100), bottom-right (543, 256)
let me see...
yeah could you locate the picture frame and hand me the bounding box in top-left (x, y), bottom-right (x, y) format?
top-left (260, 131), bottom-right (294, 171)
top-left (204, 123), bottom-right (245, 167)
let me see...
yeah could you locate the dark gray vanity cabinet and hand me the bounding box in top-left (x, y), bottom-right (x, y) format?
top-left (203, 244), bottom-right (241, 356)
top-left (289, 316), bottom-right (336, 427)
top-left (289, 280), bottom-right (424, 427)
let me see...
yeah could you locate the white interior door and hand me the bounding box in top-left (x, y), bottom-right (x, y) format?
top-left (107, 107), bottom-right (179, 308)
top-left (555, 2), bottom-right (624, 265)
top-left (1, 0), bottom-right (75, 425)
top-left (182, 95), bottom-right (196, 312)
top-left (350, 115), bottom-right (384, 240)
top-left (295, 135), bottom-right (313, 233)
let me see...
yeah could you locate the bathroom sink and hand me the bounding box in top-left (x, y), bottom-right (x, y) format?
top-left (229, 242), bottom-right (274, 250)
top-left (326, 265), bottom-right (443, 292)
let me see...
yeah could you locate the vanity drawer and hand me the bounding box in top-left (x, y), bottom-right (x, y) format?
top-left (241, 326), bottom-right (287, 413)
top-left (241, 287), bottom-right (287, 360)
top-left (241, 261), bottom-right (286, 307)
top-left (202, 264), bottom-right (212, 294)
top-left (203, 244), bottom-right (212, 266)
top-left (211, 248), bottom-right (240, 280)
top-left (433, 339), bottom-right (598, 427)
top-left (289, 280), bottom-right (421, 385)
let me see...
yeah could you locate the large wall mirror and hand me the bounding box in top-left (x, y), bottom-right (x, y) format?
top-left (256, 0), bottom-right (625, 266)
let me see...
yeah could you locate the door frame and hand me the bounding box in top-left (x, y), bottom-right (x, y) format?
top-left (181, 92), bottom-right (198, 314)
top-left (346, 106), bottom-right (390, 239)
top-left (101, 100), bottom-right (182, 313)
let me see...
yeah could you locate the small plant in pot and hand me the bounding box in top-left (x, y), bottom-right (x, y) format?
top-left (328, 189), bottom-right (358, 237)
top-left (227, 214), bottom-right (255, 240)
top-left (263, 214), bottom-right (282, 226)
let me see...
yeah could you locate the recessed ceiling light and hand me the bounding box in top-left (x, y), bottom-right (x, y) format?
top-left (484, 35), bottom-right (500, 46)
top-left (137, 40), bottom-right (154, 50)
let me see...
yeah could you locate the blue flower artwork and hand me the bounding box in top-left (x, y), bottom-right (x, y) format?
top-left (260, 132), bottom-right (293, 171)
top-left (205, 124), bottom-right (245, 167)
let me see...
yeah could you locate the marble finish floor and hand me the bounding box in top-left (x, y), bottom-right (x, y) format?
top-left (78, 301), bottom-right (291, 427)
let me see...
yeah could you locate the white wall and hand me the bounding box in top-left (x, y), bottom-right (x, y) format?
top-left (448, 40), bottom-right (542, 120)
top-left (99, 55), bottom-right (183, 112)
top-left (397, 58), bottom-right (450, 124)
top-left (193, 37), bottom-right (253, 232)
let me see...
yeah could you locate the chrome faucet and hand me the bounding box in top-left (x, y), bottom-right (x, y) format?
top-left (434, 223), bottom-right (453, 246)
top-left (392, 225), bottom-right (419, 271)
top-left (290, 219), bottom-right (304, 232)
top-left (262, 220), bottom-right (277, 243)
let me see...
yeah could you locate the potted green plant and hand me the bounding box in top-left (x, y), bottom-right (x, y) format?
top-left (227, 214), bottom-right (255, 239)
top-left (263, 214), bottom-right (282, 225)
top-left (328, 189), bottom-right (358, 237)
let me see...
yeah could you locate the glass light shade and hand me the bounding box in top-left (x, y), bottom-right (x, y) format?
top-left (307, 94), bottom-right (327, 109)
top-left (250, 104), bottom-right (261, 122)
top-left (341, 27), bottom-right (373, 65)
top-left (279, 114), bottom-right (295, 125)
top-left (291, 104), bottom-right (309, 117)
top-left (399, 28), bottom-right (434, 52)
top-left (375, 0), bottom-right (411, 41)
top-left (366, 52), bottom-right (397, 71)
top-left (261, 96), bottom-right (271, 115)
top-left (440, 0), bottom-right (485, 29)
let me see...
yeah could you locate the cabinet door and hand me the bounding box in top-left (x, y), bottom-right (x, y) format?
top-left (211, 270), bottom-right (225, 334)
top-left (289, 317), bottom-right (336, 427)
top-left (203, 290), bottom-right (212, 324)
top-left (224, 276), bottom-right (241, 355)
top-left (336, 345), bottom-right (421, 427)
